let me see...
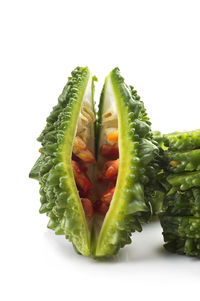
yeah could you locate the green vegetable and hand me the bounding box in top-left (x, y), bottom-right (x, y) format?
top-left (30, 66), bottom-right (159, 258)
top-left (160, 216), bottom-right (200, 238)
top-left (167, 171), bottom-right (200, 194)
top-left (163, 130), bottom-right (200, 151)
top-left (163, 189), bottom-right (200, 217)
top-left (153, 131), bottom-right (167, 150)
top-left (163, 236), bottom-right (200, 257)
top-left (94, 69), bottom-right (158, 257)
top-left (164, 149), bottom-right (200, 173)
top-left (158, 130), bottom-right (200, 257)
top-left (30, 67), bottom-right (94, 256)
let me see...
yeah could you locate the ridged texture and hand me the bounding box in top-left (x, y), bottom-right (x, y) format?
top-left (163, 236), bottom-right (200, 257)
top-left (158, 130), bottom-right (200, 257)
top-left (128, 86), bottom-right (165, 217)
top-left (161, 216), bottom-right (200, 238)
top-left (164, 149), bottom-right (200, 173)
top-left (30, 67), bottom-right (163, 258)
top-left (29, 67), bottom-right (91, 256)
top-left (167, 171), bottom-right (200, 194)
top-left (95, 68), bottom-right (159, 257)
top-left (163, 130), bottom-right (200, 151)
top-left (163, 189), bottom-right (200, 217)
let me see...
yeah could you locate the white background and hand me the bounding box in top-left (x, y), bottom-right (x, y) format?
top-left (1, 1), bottom-right (200, 300)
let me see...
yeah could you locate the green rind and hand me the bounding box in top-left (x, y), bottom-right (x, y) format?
top-left (165, 149), bottom-right (200, 173)
top-left (91, 76), bottom-right (98, 159)
top-left (157, 130), bottom-right (200, 258)
top-left (163, 130), bottom-right (200, 151)
top-left (160, 215), bottom-right (200, 239)
top-left (167, 171), bottom-right (200, 194)
top-left (143, 153), bottom-right (165, 216)
top-left (128, 86), bottom-right (164, 218)
top-left (153, 131), bottom-right (163, 146)
top-left (29, 67), bottom-right (93, 256)
top-left (29, 154), bottom-right (44, 180)
top-left (94, 68), bottom-right (158, 257)
top-left (163, 236), bottom-right (200, 257)
top-left (147, 188), bottom-right (165, 216)
top-left (163, 188), bottom-right (200, 217)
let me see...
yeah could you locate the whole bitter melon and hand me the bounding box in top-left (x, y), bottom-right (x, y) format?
top-left (158, 130), bottom-right (200, 257)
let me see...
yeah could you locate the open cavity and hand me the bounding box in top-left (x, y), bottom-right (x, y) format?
top-left (71, 76), bottom-right (119, 228)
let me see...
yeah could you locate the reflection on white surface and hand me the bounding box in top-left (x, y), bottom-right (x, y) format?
top-left (44, 220), bottom-right (200, 267)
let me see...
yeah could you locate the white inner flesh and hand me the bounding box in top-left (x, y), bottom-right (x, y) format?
top-left (76, 75), bottom-right (95, 147)
top-left (74, 76), bottom-right (118, 232)
top-left (94, 77), bottom-right (118, 233)
top-left (99, 77), bottom-right (118, 147)
top-left (75, 75), bottom-right (95, 182)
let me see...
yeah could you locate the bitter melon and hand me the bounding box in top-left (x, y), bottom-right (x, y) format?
top-left (158, 130), bottom-right (200, 257)
top-left (30, 66), bottom-right (159, 258)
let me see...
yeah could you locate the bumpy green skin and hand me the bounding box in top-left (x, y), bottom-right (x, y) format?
top-left (160, 216), bottom-right (200, 239)
top-left (163, 189), bottom-right (200, 217)
top-left (158, 129), bottom-right (200, 257)
top-left (163, 130), bottom-right (200, 151)
top-left (167, 171), bottom-right (200, 194)
top-left (129, 87), bottom-right (165, 217)
top-left (145, 186), bottom-right (165, 217)
top-left (153, 131), bottom-right (167, 150)
top-left (163, 236), bottom-right (200, 257)
top-left (148, 132), bottom-right (166, 216)
top-left (165, 149), bottom-right (200, 173)
top-left (94, 68), bottom-right (159, 257)
top-left (29, 67), bottom-right (92, 256)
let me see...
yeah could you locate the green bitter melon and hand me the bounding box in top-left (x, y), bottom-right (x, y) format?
top-left (157, 130), bottom-right (200, 257)
top-left (30, 66), bottom-right (159, 258)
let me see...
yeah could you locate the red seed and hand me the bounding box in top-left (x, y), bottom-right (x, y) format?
top-left (95, 200), bottom-right (109, 215)
top-left (99, 159), bottom-right (119, 182)
top-left (101, 186), bottom-right (115, 204)
top-left (73, 137), bottom-right (95, 163)
top-left (78, 161), bottom-right (89, 172)
top-left (72, 160), bottom-right (93, 193)
top-left (81, 198), bottom-right (94, 219)
top-left (72, 154), bottom-right (89, 172)
top-left (99, 143), bottom-right (119, 159)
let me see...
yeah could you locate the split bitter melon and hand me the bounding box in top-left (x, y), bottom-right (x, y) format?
top-left (157, 131), bottom-right (200, 257)
top-left (29, 66), bottom-right (159, 258)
